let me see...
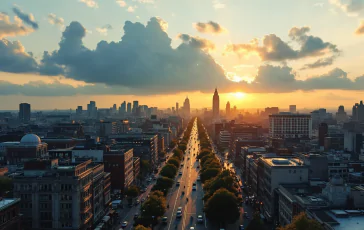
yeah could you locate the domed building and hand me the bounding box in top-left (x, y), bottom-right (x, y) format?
top-left (4, 133), bottom-right (48, 165)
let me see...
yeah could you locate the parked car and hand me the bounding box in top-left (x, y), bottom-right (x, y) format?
top-left (121, 221), bottom-right (128, 228)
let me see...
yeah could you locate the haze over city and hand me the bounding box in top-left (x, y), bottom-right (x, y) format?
top-left (1, 0), bottom-right (364, 110)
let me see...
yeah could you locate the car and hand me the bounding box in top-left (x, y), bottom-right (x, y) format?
top-left (136, 199), bottom-right (140, 204)
top-left (177, 207), bottom-right (182, 211)
top-left (141, 198), bottom-right (145, 202)
top-left (176, 181), bottom-right (180, 186)
top-left (192, 185), bottom-right (197, 190)
top-left (134, 213), bottom-right (139, 220)
top-left (190, 227), bottom-right (195, 230)
top-left (239, 225), bottom-right (245, 230)
top-left (197, 215), bottom-right (203, 223)
top-left (162, 216), bottom-right (168, 224)
top-left (176, 210), bottom-right (182, 218)
top-left (147, 178), bottom-right (152, 182)
top-left (179, 172), bottom-right (182, 175)
top-left (193, 182), bottom-right (196, 186)
top-left (121, 221), bottom-right (128, 228)
top-left (197, 176), bottom-right (201, 181)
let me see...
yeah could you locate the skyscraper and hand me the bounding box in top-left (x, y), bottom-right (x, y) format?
top-left (19, 103), bottom-right (31, 122)
top-left (289, 105), bottom-right (296, 113)
top-left (127, 102), bottom-right (132, 113)
top-left (226, 101), bottom-right (230, 117)
top-left (120, 101), bottom-right (126, 114)
top-left (212, 88), bottom-right (220, 119)
top-left (87, 101), bottom-right (96, 117)
top-left (183, 97), bottom-right (190, 117)
top-left (132, 101), bottom-right (139, 113)
top-left (176, 102), bottom-right (179, 114)
top-left (76, 106), bottom-right (83, 115)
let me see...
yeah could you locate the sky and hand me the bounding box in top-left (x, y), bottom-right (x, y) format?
top-left (1, 0), bottom-right (364, 111)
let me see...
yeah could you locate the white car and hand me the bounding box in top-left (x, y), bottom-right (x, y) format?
top-left (197, 215), bottom-right (203, 223)
top-left (121, 221), bottom-right (128, 228)
top-left (197, 176), bottom-right (200, 181)
top-left (192, 185), bottom-right (197, 190)
top-left (176, 210), bottom-right (182, 218)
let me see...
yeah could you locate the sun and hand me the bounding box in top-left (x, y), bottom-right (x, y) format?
top-left (233, 92), bottom-right (246, 99)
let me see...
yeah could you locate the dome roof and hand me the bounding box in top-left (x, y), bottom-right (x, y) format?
top-left (20, 134), bottom-right (41, 145)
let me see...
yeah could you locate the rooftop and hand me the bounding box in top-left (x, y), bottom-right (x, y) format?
top-left (262, 157), bottom-right (304, 167)
top-left (313, 210), bottom-right (364, 230)
top-left (0, 198), bottom-right (20, 212)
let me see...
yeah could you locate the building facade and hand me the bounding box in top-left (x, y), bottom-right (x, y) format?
top-left (269, 113), bottom-right (312, 139)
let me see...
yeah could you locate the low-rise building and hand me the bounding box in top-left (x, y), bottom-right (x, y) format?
top-left (0, 198), bottom-right (21, 230)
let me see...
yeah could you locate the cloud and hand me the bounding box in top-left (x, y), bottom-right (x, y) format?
top-left (300, 55), bottom-right (336, 69)
top-left (213, 0), bottom-right (225, 9)
top-left (35, 17), bottom-right (232, 94)
top-left (224, 26), bottom-right (340, 68)
top-left (127, 6), bottom-right (137, 12)
top-left (356, 20), bottom-right (364, 34)
top-left (239, 64), bottom-right (364, 93)
top-left (314, 2), bottom-right (325, 7)
top-left (178, 34), bottom-right (216, 51)
top-left (133, 0), bottom-right (155, 3)
top-left (0, 12), bottom-right (34, 38)
top-left (329, 0), bottom-right (364, 16)
top-left (233, 64), bottom-right (255, 70)
top-left (0, 39), bottom-right (38, 73)
top-left (79, 0), bottom-right (98, 8)
top-left (47, 13), bottom-right (64, 29)
top-left (0, 80), bottom-right (135, 96)
top-left (96, 24), bottom-right (113, 35)
top-left (116, 0), bottom-right (127, 7)
top-left (12, 7), bottom-right (39, 29)
top-left (193, 21), bottom-right (227, 34)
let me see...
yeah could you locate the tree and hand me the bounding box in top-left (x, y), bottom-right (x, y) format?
top-left (160, 164), bottom-right (178, 179)
top-left (197, 149), bottom-right (211, 159)
top-left (278, 212), bottom-right (325, 230)
top-left (167, 157), bottom-right (180, 168)
top-left (125, 185), bottom-right (140, 198)
top-left (204, 188), bottom-right (240, 225)
top-left (178, 144), bottom-right (187, 152)
top-left (135, 225), bottom-right (151, 230)
top-left (140, 160), bottom-right (151, 175)
top-left (173, 149), bottom-right (183, 160)
top-left (169, 139), bottom-right (177, 148)
top-left (246, 212), bottom-right (264, 230)
top-left (152, 176), bottom-right (174, 194)
top-left (203, 170), bottom-right (237, 199)
top-left (142, 191), bottom-right (166, 219)
top-left (0, 177), bottom-right (12, 196)
top-left (200, 168), bottom-right (221, 182)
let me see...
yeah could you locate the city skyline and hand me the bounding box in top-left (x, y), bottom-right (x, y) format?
top-left (1, 0), bottom-right (364, 109)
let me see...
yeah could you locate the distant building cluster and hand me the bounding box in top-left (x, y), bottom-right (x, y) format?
top-left (0, 99), bottom-right (186, 230)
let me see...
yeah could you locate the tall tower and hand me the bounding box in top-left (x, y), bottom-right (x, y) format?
top-left (183, 97), bottom-right (190, 117)
top-left (19, 103), bottom-right (31, 122)
top-left (176, 102), bottom-right (179, 114)
top-left (226, 101), bottom-right (230, 117)
top-left (212, 88), bottom-right (220, 119)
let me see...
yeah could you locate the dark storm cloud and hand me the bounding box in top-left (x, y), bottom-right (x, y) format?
top-left (193, 21), bottom-right (227, 34)
top-left (224, 26), bottom-right (339, 68)
top-left (0, 39), bottom-right (38, 73)
top-left (12, 7), bottom-right (39, 29)
top-left (38, 17), bottom-right (231, 93)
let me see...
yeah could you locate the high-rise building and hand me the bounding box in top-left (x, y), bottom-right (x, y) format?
top-left (269, 113), bottom-right (312, 138)
top-left (132, 101), bottom-right (139, 113)
top-left (183, 97), bottom-right (190, 117)
top-left (19, 103), bottom-right (31, 122)
top-left (120, 101), bottom-right (126, 114)
top-left (176, 102), bottom-right (179, 114)
top-left (127, 102), bottom-right (132, 113)
top-left (352, 101), bottom-right (364, 121)
top-left (76, 106), bottom-right (83, 115)
top-left (212, 88), bottom-right (220, 119)
top-left (318, 123), bottom-right (328, 148)
top-left (112, 104), bottom-right (117, 113)
top-left (226, 101), bottom-right (231, 117)
top-left (336, 105), bottom-right (348, 123)
top-left (289, 105), bottom-right (296, 113)
top-left (87, 101), bottom-right (97, 117)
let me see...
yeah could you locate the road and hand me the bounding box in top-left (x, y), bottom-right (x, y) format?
top-left (157, 119), bottom-right (207, 230)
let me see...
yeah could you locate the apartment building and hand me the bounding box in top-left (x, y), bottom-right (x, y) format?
top-left (13, 159), bottom-right (109, 230)
top-left (269, 113), bottom-right (312, 139)
top-left (258, 157), bottom-right (309, 221)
